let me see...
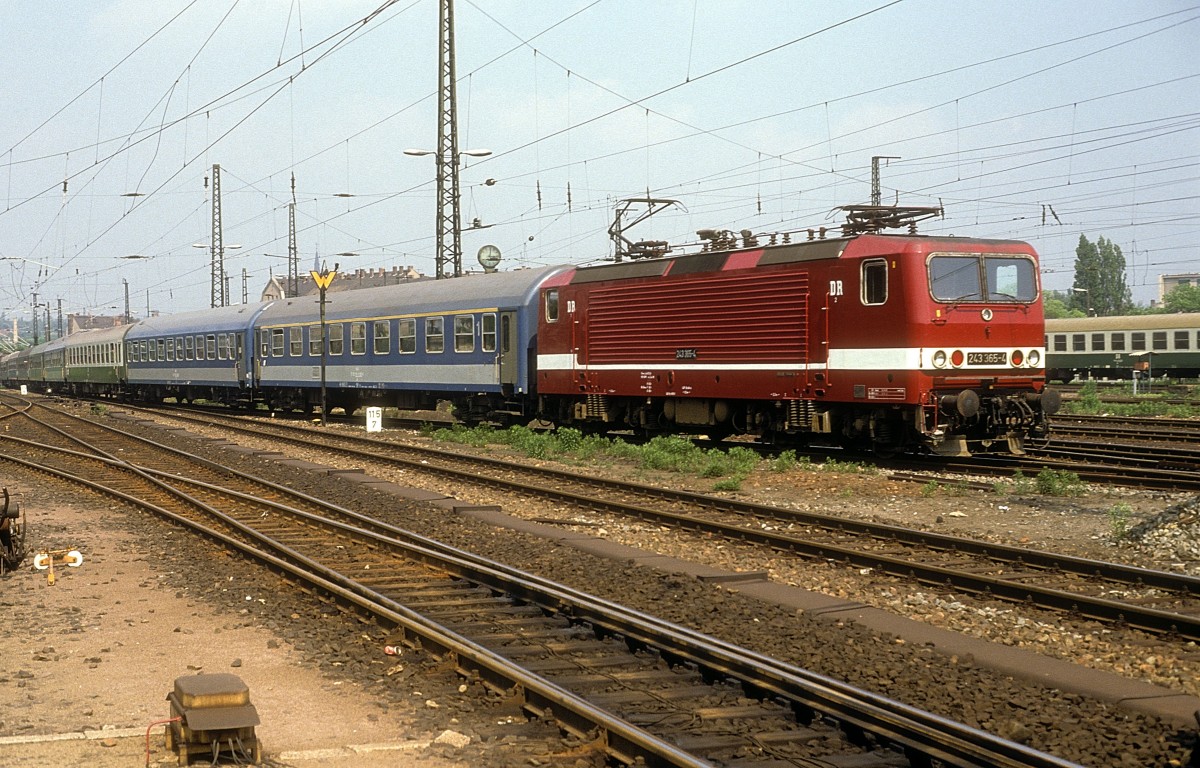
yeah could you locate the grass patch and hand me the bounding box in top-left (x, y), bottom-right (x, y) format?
top-left (997, 468), bottom-right (1085, 497)
top-left (1034, 467), bottom-right (1086, 496)
top-left (425, 425), bottom-right (827, 488)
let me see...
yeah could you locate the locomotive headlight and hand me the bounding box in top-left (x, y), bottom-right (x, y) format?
top-left (1028, 349), bottom-right (1041, 367)
top-left (1011, 349), bottom-right (1024, 367)
top-left (932, 350), bottom-right (947, 368)
top-left (950, 349), bottom-right (964, 368)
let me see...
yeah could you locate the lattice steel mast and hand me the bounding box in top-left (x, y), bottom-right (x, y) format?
top-left (435, 0), bottom-right (462, 278)
top-left (210, 164), bottom-right (225, 307)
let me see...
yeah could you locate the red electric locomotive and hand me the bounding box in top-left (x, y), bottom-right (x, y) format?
top-left (534, 206), bottom-right (1060, 456)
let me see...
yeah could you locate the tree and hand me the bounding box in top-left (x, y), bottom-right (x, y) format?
top-left (1071, 234), bottom-right (1132, 316)
top-left (1042, 293), bottom-right (1084, 319)
top-left (1164, 283), bottom-right (1200, 313)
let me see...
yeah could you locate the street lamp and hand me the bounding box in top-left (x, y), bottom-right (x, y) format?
top-left (404, 147), bottom-right (491, 279)
top-left (1070, 287), bottom-right (1092, 316)
top-left (193, 242), bottom-right (242, 308)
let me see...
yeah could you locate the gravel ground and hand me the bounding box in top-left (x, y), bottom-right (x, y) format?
top-left (3, 405), bottom-right (1199, 767)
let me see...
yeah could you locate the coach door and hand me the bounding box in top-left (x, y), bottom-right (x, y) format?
top-left (499, 311), bottom-right (518, 391)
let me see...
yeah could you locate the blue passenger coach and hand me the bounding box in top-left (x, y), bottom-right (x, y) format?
top-left (253, 266), bottom-right (569, 419)
top-left (126, 303), bottom-right (272, 404)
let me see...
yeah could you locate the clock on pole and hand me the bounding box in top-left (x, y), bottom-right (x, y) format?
top-left (477, 244), bottom-right (501, 272)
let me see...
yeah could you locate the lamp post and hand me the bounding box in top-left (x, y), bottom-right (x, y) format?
top-left (192, 243), bottom-right (242, 307)
top-left (404, 147), bottom-right (491, 279)
top-left (1070, 287), bottom-right (1092, 316)
top-left (310, 262), bottom-right (339, 426)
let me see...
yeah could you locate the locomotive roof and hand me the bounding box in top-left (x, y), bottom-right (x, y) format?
top-left (1045, 314), bottom-right (1200, 332)
top-left (568, 232), bottom-right (1035, 284)
top-left (255, 265), bottom-right (570, 325)
top-left (126, 301), bottom-right (273, 339)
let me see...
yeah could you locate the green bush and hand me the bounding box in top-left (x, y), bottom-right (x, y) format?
top-left (1108, 502), bottom-right (1132, 539)
top-left (1034, 467), bottom-right (1086, 496)
top-left (769, 450), bottom-right (798, 472)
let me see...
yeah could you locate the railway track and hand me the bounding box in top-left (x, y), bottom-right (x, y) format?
top-left (73, 399), bottom-right (1200, 644)
top-left (0, 395), bottom-right (1082, 768)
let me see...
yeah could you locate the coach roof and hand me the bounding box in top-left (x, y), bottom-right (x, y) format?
top-left (254, 265), bottom-right (570, 326)
top-left (126, 302), bottom-right (274, 339)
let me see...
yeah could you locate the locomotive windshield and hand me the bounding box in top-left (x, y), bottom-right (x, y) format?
top-left (928, 253), bottom-right (1037, 304)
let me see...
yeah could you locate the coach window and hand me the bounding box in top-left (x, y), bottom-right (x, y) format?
top-left (288, 327), bottom-right (303, 357)
top-left (1131, 332), bottom-right (1146, 351)
top-left (454, 315), bottom-right (474, 353)
top-left (1152, 331), bottom-right (1168, 351)
top-left (1175, 330), bottom-right (1190, 350)
top-left (206, 335), bottom-right (218, 359)
top-left (308, 325), bottom-right (322, 356)
top-left (270, 329), bottom-right (285, 357)
top-left (1071, 334), bottom-right (1085, 352)
top-left (545, 289), bottom-right (559, 322)
top-left (426, 317), bottom-right (445, 353)
top-left (176, 337), bottom-right (184, 358)
top-left (140, 340), bottom-right (149, 361)
top-left (373, 320), bottom-right (391, 354)
top-left (157, 339), bottom-right (166, 361)
top-left (1090, 333), bottom-right (1105, 352)
top-left (328, 323), bottom-right (344, 355)
top-left (350, 322), bottom-right (367, 355)
top-left (183, 336), bottom-right (193, 360)
top-left (258, 330), bottom-right (271, 358)
top-left (482, 313), bottom-right (497, 353)
top-left (861, 259), bottom-right (887, 305)
top-left (196, 335), bottom-right (207, 359)
top-left (1110, 333), bottom-right (1125, 352)
top-left (398, 318), bottom-right (416, 354)
top-left (167, 338), bottom-right (176, 361)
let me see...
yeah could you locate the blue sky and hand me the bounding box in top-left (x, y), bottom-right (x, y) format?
top-left (1, 0), bottom-right (1196, 318)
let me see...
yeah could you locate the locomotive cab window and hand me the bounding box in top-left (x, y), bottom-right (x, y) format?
top-left (928, 253), bottom-right (1037, 303)
top-left (545, 289), bottom-right (560, 322)
top-left (861, 259), bottom-right (887, 305)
